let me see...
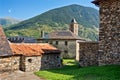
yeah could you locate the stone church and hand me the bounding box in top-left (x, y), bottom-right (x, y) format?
top-left (37, 19), bottom-right (85, 58)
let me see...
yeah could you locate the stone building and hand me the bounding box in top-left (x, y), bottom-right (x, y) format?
top-left (92, 0), bottom-right (120, 65)
top-left (10, 43), bottom-right (61, 72)
top-left (0, 25), bottom-right (61, 73)
top-left (0, 25), bottom-right (20, 74)
top-left (37, 19), bottom-right (85, 58)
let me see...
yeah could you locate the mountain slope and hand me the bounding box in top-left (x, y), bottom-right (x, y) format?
top-left (5, 4), bottom-right (99, 41)
top-left (0, 17), bottom-right (21, 27)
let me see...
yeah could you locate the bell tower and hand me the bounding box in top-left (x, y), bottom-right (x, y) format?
top-left (69, 18), bottom-right (78, 36)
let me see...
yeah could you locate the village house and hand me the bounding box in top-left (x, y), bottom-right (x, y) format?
top-left (0, 26), bottom-right (61, 74)
top-left (1, 0), bottom-right (119, 73)
top-left (0, 26), bottom-right (20, 74)
top-left (37, 18), bottom-right (85, 59)
top-left (10, 43), bottom-right (61, 72)
top-left (92, 0), bottom-right (120, 65)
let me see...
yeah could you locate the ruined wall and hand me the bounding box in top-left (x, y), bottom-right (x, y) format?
top-left (78, 42), bottom-right (98, 67)
top-left (0, 56), bottom-right (20, 74)
top-left (41, 54), bottom-right (62, 70)
top-left (99, 0), bottom-right (120, 65)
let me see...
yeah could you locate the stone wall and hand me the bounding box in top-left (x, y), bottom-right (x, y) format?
top-left (99, 0), bottom-right (120, 65)
top-left (0, 56), bottom-right (20, 74)
top-left (20, 56), bottom-right (41, 72)
top-left (77, 42), bottom-right (98, 67)
top-left (20, 54), bottom-right (61, 72)
top-left (41, 54), bottom-right (62, 70)
top-left (48, 40), bottom-right (77, 58)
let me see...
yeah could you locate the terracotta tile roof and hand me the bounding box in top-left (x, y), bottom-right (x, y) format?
top-left (48, 30), bottom-right (84, 40)
top-left (0, 25), bottom-right (13, 57)
top-left (10, 43), bottom-right (60, 56)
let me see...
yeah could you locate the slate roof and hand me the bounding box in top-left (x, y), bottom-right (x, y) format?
top-left (71, 18), bottom-right (77, 23)
top-left (0, 25), bottom-right (13, 57)
top-left (47, 30), bottom-right (83, 40)
top-left (8, 36), bottom-right (36, 43)
top-left (92, 0), bottom-right (105, 5)
top-left (10, 43), bottom-right (60, 56)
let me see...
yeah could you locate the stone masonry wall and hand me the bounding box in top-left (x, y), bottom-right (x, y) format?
top-left (41, 54), bottom-right (62, 70)
top-left (78, 42), bottom-right (98, 67)
top-left (20, 56), bottom-right (41, 72)
top-left (48, 40), bottom-right (77, 58)
top-left (99, 0), bottom-right (120, 65)
top-left (19, 54), bottom-right (61, 72)
top-left (0, 56), bottom-right (20, 74)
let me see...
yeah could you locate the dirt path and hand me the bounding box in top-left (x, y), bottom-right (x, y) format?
top-left (0, 71), bottom-right (45, 80)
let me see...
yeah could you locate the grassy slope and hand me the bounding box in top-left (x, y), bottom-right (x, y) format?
top-left (35, 59), bottom-right (120, 80)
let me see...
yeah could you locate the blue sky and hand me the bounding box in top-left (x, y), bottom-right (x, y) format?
top-left (0, 0), bottom-right (98, 20)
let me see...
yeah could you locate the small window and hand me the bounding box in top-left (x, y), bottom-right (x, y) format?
top-left (49, 41), bottom-right (53, 44)
top-left (56, 56), bottom-right (59, 59)
top-left (45, 41), bottom-right (48, 43)
top-left (65, 41), bottom-right (68, 46)
top-left (56, 41), bottom-right (59, 45)
top-left (28, 59), bottom-right (32, 63)
top-left (64, 50), bottom-right (68, 53)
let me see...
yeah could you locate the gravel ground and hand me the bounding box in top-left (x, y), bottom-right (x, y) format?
top-left (0, 71), bottom-right (45, 80)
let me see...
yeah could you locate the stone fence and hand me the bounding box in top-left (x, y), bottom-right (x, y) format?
top-left (77, 42), bottom-right (99, 67)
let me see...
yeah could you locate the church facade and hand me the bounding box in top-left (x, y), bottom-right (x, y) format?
top-left (37, 19), bottom-right (85, 58)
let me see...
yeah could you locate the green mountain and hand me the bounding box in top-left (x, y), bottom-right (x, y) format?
top-left (0, 17), bottom-right (21, 27)
top-left (5, 4), bottom-right (99, 41)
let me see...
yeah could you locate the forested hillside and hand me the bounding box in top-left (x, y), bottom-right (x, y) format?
top-left (5, 4), bottom-right (99, 41)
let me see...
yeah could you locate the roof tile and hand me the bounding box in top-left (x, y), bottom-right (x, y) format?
top-left (10, 43), bottom-right (59, 56)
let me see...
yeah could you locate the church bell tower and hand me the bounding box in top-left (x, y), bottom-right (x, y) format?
top-left (69, 18), bottom-right (78, 36)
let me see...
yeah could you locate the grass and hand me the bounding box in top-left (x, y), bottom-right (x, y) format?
top-left (35, 59), bottom-right (120, 80)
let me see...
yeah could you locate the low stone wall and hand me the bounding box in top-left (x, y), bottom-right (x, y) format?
top-left (0, 56), bottom-right (20, 74)
top-left (78, 42), bottom-right (99, 67)
top-left (41, 54), bottom-right (62, 70)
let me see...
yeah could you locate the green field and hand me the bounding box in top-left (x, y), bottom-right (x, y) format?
top-left (35, 59), bottom-right (120, 80)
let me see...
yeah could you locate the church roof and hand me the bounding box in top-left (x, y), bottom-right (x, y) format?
top-left (10, 43), bottom-right (60, 56)
top-left (0, 26), bottom-right (13, 57)
top-left (48, 30), bottom-right (84, 40)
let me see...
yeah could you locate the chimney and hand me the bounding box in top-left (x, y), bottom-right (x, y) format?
top-left (41, 30), bottom-right (44, 38)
